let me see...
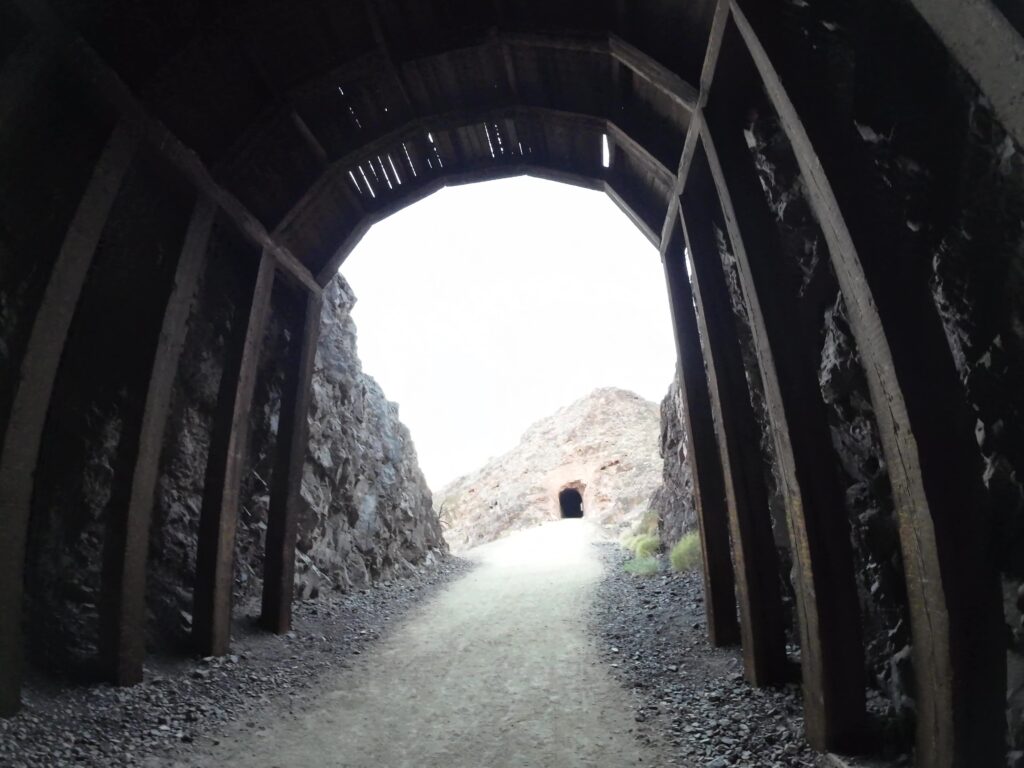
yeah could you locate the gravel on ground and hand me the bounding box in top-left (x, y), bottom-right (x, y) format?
top-left (589, 541), bottom-right (822, 768)
top-left (0, 557), bottom-right (471, 768)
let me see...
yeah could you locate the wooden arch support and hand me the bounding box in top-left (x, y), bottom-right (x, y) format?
top-left (0, 123), bottom-right (138, 716)
top-left (677, 133), bottom-right (789, 688)
top-left (698, 110), bottom-right (867, 750)
top-left (726, 3), bottom-right (1005, 764)
top-left (659, 218), bottom-right (740, 647)
top-left (98, 197), bottom-right (218, 685)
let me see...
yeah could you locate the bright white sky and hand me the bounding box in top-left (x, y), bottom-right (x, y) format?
top-left (339, 176), bottom-right (676, 490)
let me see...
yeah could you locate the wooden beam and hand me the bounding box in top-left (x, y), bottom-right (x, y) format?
top-left (0, 123), bottom-right (137, 716)
top-left (192, 251), bottom-right (275, 657)
top-left (605, 122), bottom-right (676, 188)
top-left (700, 115), bottom-right (866, 751)
top-left (608, 34), bottom-right (699, 110)
top-left (699, 0), bottom-right (732, 101)
top-left (276, 105), bottom-right (674, 243)
top-left (97, 197), bottom-right (217, 686)
top-left (261, 289), bottom-right (322, 633)
top-left (602, 182), bottom-right (660, 247)
top-left (362, 0), bottom-right (417, 115)
top-left (658, 108), bottom-right (705, 248)
top-left (905, 0), bottom-right (1024, 148)
top-left (679, 146), bottom-right (788, 687)
top-left (729, 4), bottom-right (1005, 763)
top-left (660, 221), bottom-right (740, 647)
top-left (496, 32), bottom-right (699, 110)
top-left (13, 0), bottom-right (320, 296)
top-left (656, 0), bottom-right (727, 253)
top-left (316, 161), bottom-right (611, 282)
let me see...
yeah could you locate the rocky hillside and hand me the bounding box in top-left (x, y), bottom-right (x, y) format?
top-left (437, 388), bottom-right (663, 551)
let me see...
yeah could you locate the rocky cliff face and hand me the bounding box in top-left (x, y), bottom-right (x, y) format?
top-left (149, 274), bottom-right (447, 648)
top-left (649, 378), bottom-right (697, 548)
top-left (23, 241), bottom-right (445, 668)
top-left (437, 388), bottom-right (663, 551)
top-left (294, 279), bottom-right (447, 598)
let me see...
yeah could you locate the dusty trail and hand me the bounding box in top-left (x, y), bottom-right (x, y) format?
top-left (183, 520), bottom-right (654, 768)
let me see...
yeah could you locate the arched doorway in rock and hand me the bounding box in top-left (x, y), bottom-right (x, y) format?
top-left (558, 487), bottom-right (584, 519)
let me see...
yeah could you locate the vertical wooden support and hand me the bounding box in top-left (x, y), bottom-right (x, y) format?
top-left (260, 288), bottom-right (321, 634)
top-left (678, 143), bottom-right (788, 687)
top-left (660, 221), bottom-right (740, 647)
top-left (699, 114), bottom-right (866, 750)
top-left (0, 123), bottom-right (137, 716)
top-left (97, 198), bottom-right (217, 685)
top-left (729, 5), bottom-right (1005, 764)
top-left (192, 251), bottom-right (275, 657)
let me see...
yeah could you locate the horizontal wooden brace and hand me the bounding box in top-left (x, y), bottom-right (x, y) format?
top-left (12, 0), bottom-right (321, 297)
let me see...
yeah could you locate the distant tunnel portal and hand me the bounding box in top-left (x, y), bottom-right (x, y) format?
top-left (559, 488), bottom-right (584, 519)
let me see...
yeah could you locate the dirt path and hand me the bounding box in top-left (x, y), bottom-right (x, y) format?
top-left (181, 520), bottom-right (656, 768)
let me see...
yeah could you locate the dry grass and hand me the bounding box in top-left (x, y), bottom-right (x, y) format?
top-left (623, 556), bottom-right (660, 576)
top-left (670, 531), bottom-right (701, 572)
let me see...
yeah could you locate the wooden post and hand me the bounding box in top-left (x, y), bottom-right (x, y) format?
top-left (97, 198), bottom-right (217, 685)
top-left (192, 251), bottom-right (275, 657)
top-left (699, 112), bottom-right (866, 750)
top-left (0, 123), bottom-right (137, 716)
top-left (260, 289), bottom-right (322, 634)
top-left (729, 5), bottom-right (1005, 763)
top-left (678, 138), bottom-right (788, 687)
top-left (660, 219), bottom-right (740, 647)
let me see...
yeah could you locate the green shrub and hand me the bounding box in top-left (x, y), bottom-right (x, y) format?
top-left (632, 533), bottom-right (660, 558)
top-left (670, 531), bottom-right (702, 572)
top-left (637, 509), bottom-right (659, 537)
top-left (623, 556), bottom-right (660, 576)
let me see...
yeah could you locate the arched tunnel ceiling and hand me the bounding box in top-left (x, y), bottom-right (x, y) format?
top-left (47, 0), bottom-right (716, 281)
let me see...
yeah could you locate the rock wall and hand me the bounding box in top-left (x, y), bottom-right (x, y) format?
top-left (148, 272), bottom-right (446, 649)
top-left (294, 278), bottom-right (447, 598)
top-left (649, 377), bottom-right (696, 549)
top-left (21, 217), bottom-right (445, 670)
top-left (437, 388), bottom-right (663, 551)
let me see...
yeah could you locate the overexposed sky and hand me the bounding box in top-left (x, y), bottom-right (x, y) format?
top-left (339, 176), bottom-right (676, 490)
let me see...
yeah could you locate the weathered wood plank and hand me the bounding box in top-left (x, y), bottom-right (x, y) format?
top-left (660, 221), bottom-right (740, 647)
top-left (13, 0), bottom-right (319, 295)
top-left (192, 251), bottom-right (275, 657)
top-left (98, 197), bottom-right (217, 686)
top-left (700, 114), bottom-right (866, 751)
top-left (261, 289), bottom-right (322, 634)
top-left (679, 143), bottom-right (788, 687)
top-left (730, 4), bottom-right (1005, 763)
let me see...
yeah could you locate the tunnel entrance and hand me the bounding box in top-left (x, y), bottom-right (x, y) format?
top-left (558, 488), bottom-right (584, 518)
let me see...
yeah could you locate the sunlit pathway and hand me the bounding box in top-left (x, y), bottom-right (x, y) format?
top-left (180, 521), bottom-right (655, 768)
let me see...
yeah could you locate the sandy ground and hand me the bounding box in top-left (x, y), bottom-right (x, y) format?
top-left (179, 520), bottom-right (656, 768)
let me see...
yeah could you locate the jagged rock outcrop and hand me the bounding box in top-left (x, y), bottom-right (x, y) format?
top-left (293, 279), bottom-right (447, 598)
top-left (154, 275), bottom-right (447, 641)
top-left (649, 377), bottom-right (697, 548)
top-left (437, 388), bottom-right (663, 551)
top-left (24, 253), bottom-right (445, 666)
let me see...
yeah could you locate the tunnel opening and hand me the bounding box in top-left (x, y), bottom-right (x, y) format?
top-left (558, 488), bottom-right (584, 519)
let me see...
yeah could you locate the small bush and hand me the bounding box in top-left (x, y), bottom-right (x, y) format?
top-left (621, 532), bottom-right (660, 558)
top-left (670, 532), bottom-right (702, 572)
top-left (637, 509), bottom-right (659, 537)
top-left (632, 533), bottom-right (660, 558)
top-left (623, 556), bottom-right (660, 576)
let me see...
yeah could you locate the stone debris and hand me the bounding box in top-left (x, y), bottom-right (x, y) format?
top-left (0, 557), bottom-right (471, 768)
top-left (589, 542), bottom-right (819, 768)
